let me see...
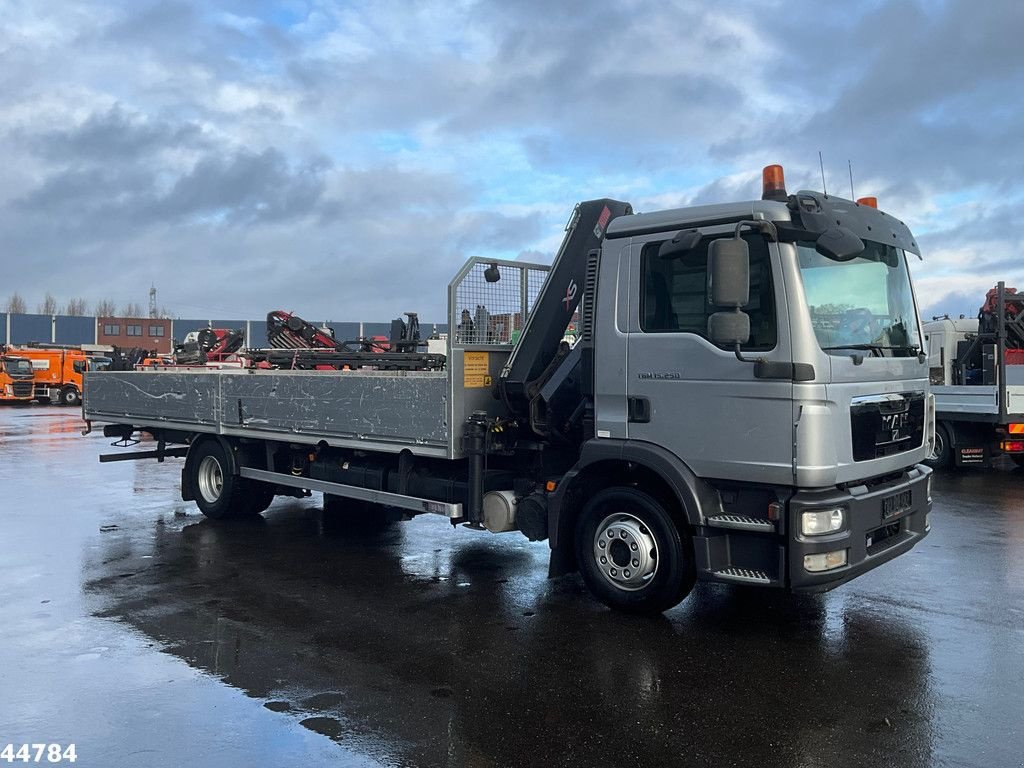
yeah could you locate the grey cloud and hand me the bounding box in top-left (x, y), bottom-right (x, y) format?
top-left (25, 105), bottom-right (207, 162)
top-left (158, 148), bottom-right (329, 224)
top-left (920, 290), bottom-right (981, 320)
top-left (13, 145), bottom-right (330, 229)
top-left (718, 0), bottom-right (1024, 191)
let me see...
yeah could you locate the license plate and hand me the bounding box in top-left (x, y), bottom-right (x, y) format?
top-left (881, 489), bottom-right (912, 520)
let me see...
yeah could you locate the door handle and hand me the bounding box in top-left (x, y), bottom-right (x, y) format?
top-left (628, 396), bottom-right (651, 423)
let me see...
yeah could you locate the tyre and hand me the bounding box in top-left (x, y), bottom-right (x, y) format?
top-left (1011, 455), bottom-right (1024, 470)
top-left (187, 440), bottom-right (261, 519)
top-left (925, 423), bottom-right (953, 469)
top-left (59, 386), bottom-right (81, 407)
top-left (242, 482), bottom-right (276, 515)
top-left (322, 494), bottom-right (396, 533)
top-left (576, 487), bottom-right (695, 614)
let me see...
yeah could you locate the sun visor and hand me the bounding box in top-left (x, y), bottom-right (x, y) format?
top-left (791, 190), bottom-right (920, 256)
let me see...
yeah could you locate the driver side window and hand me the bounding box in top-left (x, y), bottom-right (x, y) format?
top-left (640, 234), bottom-right (777, 351)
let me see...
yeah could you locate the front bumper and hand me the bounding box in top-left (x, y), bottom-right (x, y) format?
top-left (788, 464), bottom-right (931, 592)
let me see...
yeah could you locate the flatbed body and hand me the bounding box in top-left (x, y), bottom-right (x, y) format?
top-left (84, 347), bottom-right (516, 459)
top-left (932, 381), bottom-right (1024, 422)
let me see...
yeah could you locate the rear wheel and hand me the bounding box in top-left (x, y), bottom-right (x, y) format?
top-left (59, 386), bottom-right (81, 407)
top-left (188, 440), bottom-right (267, 519)
top-left (576, 487), bottom-right (695, 614)
top-left (925, 423), bottom-right (953, 469)
top-left (1011, 455), bottom-right (1024, 469)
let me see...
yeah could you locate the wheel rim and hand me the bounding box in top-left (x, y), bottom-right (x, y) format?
top-left (928, 429), bottom-right (944, 462)
top-left (592, 512), bottom-right (659, 591)
top-left (197, 455), bottom-right (224, 503)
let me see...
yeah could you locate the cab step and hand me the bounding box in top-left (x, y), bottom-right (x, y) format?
top-left (705, 514), bottom-right (775, 533)
top-left (712, 567), bottom-right (773, 585)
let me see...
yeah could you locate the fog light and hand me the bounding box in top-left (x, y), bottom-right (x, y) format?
top-left (926, 474), bottom-right (932, 503)
top-left (801, 508), bottom-right (844, 536)
top-left (925, 511), bottom-right (931, 531)
top-left (804, 549), bottom-right (848, 573)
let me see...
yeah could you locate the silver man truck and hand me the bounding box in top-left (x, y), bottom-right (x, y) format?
top-left (83, 164), bottom-right (933, 613)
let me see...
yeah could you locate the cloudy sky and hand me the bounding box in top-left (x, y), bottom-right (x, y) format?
top-left (2, 0), bottom-right (1022, 323)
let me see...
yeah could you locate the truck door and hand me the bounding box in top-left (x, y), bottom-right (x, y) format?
top-left (625, 233), bottom-right (795, 485)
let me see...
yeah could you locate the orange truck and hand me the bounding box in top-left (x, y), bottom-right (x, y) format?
top-left (6, 345), bottom-right (91, 406)
top-left (0, 352), bottom-right (35, 403)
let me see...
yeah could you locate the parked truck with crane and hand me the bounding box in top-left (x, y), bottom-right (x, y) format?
top-left (82, 165), bottom-right (933, 613)
top-left (923, 284), bottom-right (1024, 468)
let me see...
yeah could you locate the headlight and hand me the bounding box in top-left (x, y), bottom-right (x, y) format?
top-left (801, 508), bottom-right (845, 536)
top-left (804, 549), bottom-right (848, 572)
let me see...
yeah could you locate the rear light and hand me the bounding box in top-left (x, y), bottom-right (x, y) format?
top-left (1000, 440), bottom-right (1024, 453)
top-left (761, 164), bottom-right (787, 201)
top-left (856, 196), bottom-right (878, 208)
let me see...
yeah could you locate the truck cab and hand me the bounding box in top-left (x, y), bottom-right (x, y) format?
top-left (0, 355), bottom-right (35, 402)
top-left (567, 168), bottom-right (932, 595)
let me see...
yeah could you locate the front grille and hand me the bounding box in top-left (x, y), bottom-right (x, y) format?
top-left (12, 382), bottom-right (32, 398)
top-left (851, 392), bottom-right (925, 462)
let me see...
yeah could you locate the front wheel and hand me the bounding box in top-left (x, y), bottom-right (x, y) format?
top-left (576, 487), bottom-right (695, 614)
top-left (925, 423), bottom-right (953, 469)
top-left (59, 386), bottom-right (81, 407)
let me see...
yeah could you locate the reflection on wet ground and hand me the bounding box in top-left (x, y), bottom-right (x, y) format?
top-left (1, 408), bottom-right (1022, 767)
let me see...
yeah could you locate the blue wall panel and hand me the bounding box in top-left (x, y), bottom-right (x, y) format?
top-left (247, 321), bottom-right (267, 348)
top-left (56, 316), bottom-right (95, 345)
top-left (10, 314), bottom-right (53, 345)
top-left (327, 322), bottom-right (361, 342)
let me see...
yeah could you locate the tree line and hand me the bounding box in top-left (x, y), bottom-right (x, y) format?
top-left (3, 293), bottom-right (168, 318)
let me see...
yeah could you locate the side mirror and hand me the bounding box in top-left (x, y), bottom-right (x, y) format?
top-left (658, 229), bottom-right (702, 259)
top-left (708, 236), bottom-right (750, 307)
top-left (815, 226), bottom-right (864, 261)
top-left (707, 236), bottom-right (751, 346)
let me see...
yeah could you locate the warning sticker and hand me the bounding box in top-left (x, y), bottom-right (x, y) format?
top-left (463, 351), bottom-right (492, 388)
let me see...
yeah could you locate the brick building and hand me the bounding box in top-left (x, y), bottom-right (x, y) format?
top-left (96, 316), bottom-right (173, 354)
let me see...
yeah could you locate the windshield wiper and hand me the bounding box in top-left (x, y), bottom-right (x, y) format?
top-left (821, 343), bottom-right (921, 356)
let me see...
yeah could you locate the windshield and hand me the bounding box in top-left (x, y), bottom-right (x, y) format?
top-left (797, 240), bottom-right (921, 356)
top-left (1, 356), bottom-right (34, 377)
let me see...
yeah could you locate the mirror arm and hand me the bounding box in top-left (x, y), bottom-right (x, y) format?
top-left (733, 219), bottom-right (778, 242)
top-left (733, 342), bottom-right (758, 364)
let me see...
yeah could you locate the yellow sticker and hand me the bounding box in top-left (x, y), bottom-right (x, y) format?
top-left (463, 351), bottom-right (491, 388)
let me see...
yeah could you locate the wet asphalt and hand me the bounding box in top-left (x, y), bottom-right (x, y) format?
top-left (0, 407), bottom-right (1022, 768)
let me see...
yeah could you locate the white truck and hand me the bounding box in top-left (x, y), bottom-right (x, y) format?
top-left (923, 283), bottom-right (1024, 468)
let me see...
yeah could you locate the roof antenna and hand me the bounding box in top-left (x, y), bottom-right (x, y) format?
top-left (848, 160), bottom-right (855, 199)
top-left (818, 150), bottom-right (827, 196)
